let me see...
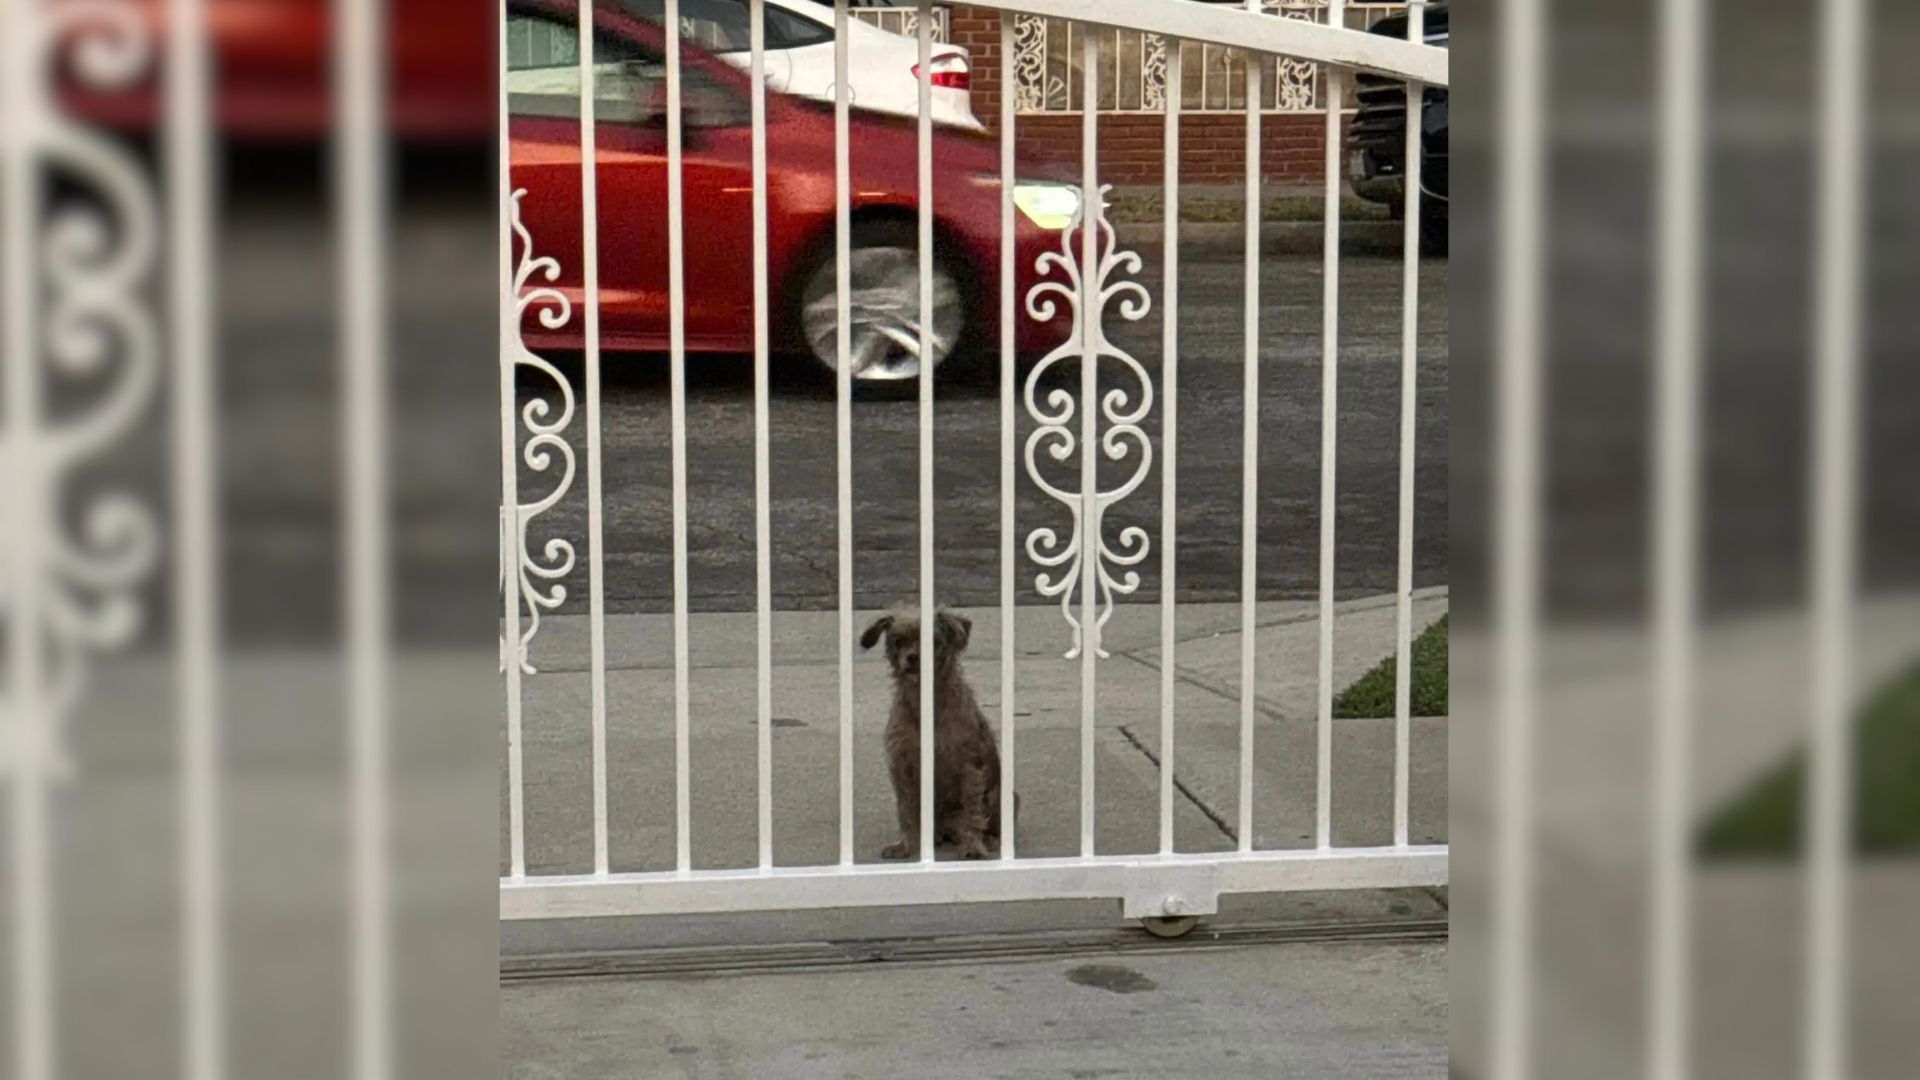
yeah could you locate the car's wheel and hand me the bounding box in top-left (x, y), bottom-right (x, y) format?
top-left (1419, 197), bottom-right (1448, 257)
top-left (795, 219), bottom-right (969, 384)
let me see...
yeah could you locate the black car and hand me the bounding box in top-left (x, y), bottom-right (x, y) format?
top-left (1348, 2), bottom-right (1448, 254)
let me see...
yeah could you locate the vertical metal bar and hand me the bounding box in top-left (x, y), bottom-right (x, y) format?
top-left (1315, 2), bottom-right (1344, 852)
top-left (1806, 0), bottom-right (1863, 1075)
top-left (751, 0), bottom-right (774, 871)
top-left (1493, 0), bottom-right (1544, 1074)
top-left (999, 10), bottom-right (1019, 859)
top-left (1159, 39), bottom-right (1182, 857)
top-left (3, 0), bottom-right (51, 1072)
top-left (1078, 25), bottom-right (1099, 860)
top-left (338, 0), bottom-right (389, 1071)
top-left (834, 0), bottom-right (855, 868)
top-left (1393, 2), bottom-right (1424, 851)
top-left (1236, 17), bottom-right (1262, 854)
top-left (1648, 0), bottom-right (1701, 1071)
top-left (1200, 43), bottom-right (1210, 111)
top-left (497, 0), bottom-right (527, 883)
top-left (1065, 21), bottom-right (1075, 109)
top-left (666, 0), bottom-right (694, 873)
top-left (168, 0), bottom-right (223, 1069)
top-left (1138, 31), bottom-right (1146, 113)
top-left (917, 0), bottom-right (936, 863)
top-left (579, 0), bottom-right (610, 880)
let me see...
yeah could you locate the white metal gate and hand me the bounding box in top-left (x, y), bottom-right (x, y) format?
top-left (497, 0), bottom-right (1450, 923)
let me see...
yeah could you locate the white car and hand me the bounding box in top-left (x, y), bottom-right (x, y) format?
top-left (660, 0), bottom-right (981, 129)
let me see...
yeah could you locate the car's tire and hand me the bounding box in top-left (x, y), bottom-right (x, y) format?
top-left (1418, 198), bottom-right (1448, 257)
top-left (789, 218), bottom-right (976, 389)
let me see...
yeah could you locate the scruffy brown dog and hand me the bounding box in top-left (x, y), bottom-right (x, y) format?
top-left (860, 608), bottom-right (1006, 860)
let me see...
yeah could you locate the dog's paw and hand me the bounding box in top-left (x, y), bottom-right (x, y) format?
top-left (879, 840), bottom-right (914, 860)
top-left (957, 837), bottom-right (991, 860)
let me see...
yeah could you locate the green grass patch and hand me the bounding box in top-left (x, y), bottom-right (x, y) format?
top-left (1332, 615), bottom-right (1448, 719)
top-left (1698, 659), bottom-right (1920, 858)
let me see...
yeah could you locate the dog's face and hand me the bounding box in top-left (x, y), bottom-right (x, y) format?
top-left (860, 609), bottom-right (971, 681)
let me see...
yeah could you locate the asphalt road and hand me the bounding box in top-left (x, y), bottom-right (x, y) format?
top-left (515, 246), bottom-right (1451, 614)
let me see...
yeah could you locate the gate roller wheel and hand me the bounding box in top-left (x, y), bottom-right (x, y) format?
top-left (1140, 915), bottom-right (1200, 939)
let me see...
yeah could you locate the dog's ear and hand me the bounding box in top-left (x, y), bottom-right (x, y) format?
top-left (859, 615), bottom-right (894, 651)
top-left (934, 610), bottom-right (972, 655)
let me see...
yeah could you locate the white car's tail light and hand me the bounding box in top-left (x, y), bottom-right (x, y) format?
top-left (911, 54), bottom-right (971, 91)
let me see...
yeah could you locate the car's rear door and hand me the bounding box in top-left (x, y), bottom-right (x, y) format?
top-left (596, 44), bottom-right (758, 349)
top-left (507, 3), bottom-right (755, 351)
top-left (507, 6), bottom-right (661, 343)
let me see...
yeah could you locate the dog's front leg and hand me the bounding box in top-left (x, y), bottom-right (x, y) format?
top-left (952, 762), bottom-right (992, 860)
top-left (881, 757), bottom-right (919, 860)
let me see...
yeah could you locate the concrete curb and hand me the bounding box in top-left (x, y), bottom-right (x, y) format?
top-left (1113, 219), bottom-right (1409, 257)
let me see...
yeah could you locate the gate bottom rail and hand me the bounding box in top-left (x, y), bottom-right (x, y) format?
top-left (500, 846), bottom-right (1448, 921)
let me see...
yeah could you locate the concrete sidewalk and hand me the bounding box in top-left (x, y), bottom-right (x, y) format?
top-left (502, 933), bottom-right (1447, 1079)
top-left (504, 588), bottom-right (1449, 876)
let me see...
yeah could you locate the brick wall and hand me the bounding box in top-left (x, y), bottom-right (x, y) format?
top-left (947, 4), bottom-right (1340, 187)
top-left (1010, 112), bottom-right (1349, 186)
top-left (947, 6), bottom-right (1006, 127)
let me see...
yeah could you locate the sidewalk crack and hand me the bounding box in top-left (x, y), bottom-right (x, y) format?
top-left (1115, 724), bottom-right (1239, 845)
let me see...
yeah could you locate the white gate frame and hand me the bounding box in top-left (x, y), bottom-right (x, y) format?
top-left (498, 0), bottom-right (1450, 924)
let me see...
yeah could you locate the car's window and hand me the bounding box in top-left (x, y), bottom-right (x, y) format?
top-left (766, 7), bottom-right (832, 48)
top-left (617, 0), bottom-right (827, 52)
top-left (619, 0), bottom-right (748, 52)
top-left (506, 13), bottom-right (652, 121)
top-left (507, 11), bottom-right (747, 130)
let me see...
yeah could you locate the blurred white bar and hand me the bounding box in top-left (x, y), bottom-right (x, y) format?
top-left (667, 0), bottom-right (694, 874)
top-left (167, 0), bottom-right (223, 1069)
top-left (1393, 2), bottom-right (1424, 851)
top-left (1078, 26), bottom-right (1099, 859)
top-left (1316, 2), bottom-right (1345, 852)
top-left (579, 0), bottom-right (610, 880)
top-left (4, 0), bottom-right (52, 1072)
top-left (751, 0), bottom-right (775, 871)
top-left (917, 0), bottom-right (936, 863)
top-left (1237, 40), bottom-right (1262, 854)
top-left (497, 0), bottom-right (528, 882)
top-left (1159, 40), bottom-right (1182, 858)
top-left (338, 0), bottom-right (390, 1073)
top-left (835, 0), bottom-right (856, 867)
top-left (1806, 0), bottom-right (1863, 1075)
top-left (999, 10), bottom-right (1019, 859)
top-left (1493, 0), bottom-right (1544, 1076)
top-left (1648, 0), bottom-right (1702, 1072)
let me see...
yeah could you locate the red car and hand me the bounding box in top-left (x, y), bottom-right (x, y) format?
top-left (508, 0), bottom-right (1076, 380)
top-left (61, 0), bottom-right (496, 139)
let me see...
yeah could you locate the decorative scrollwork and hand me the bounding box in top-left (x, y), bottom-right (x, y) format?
top-left (1011, 13), bottom-right (1064, 114)
top-left (1, 0), bottom-right (162, 781)
top-left (1141, 34), bottom-right (1169, 111)
top-left (1267, 0), bottom-right (1329, 111)
top-left (1022, 185), bottom-right (1154, 660)
top-left (499, 189), bottom-right (577, 676)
